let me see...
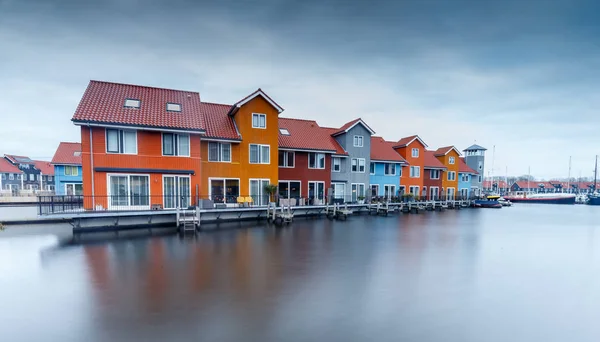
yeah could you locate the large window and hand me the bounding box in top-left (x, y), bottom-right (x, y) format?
top-left (64, 165), bottom-right (79, 176)
top-left (448, 171), bottom-right (456, 181)
top-left (411, 148), bottom-right (419, 157)
top-left (351, 183), bottom-right (365, 202)
top-left (384, 185), bottom-right (396, 199)
top-left (308, 181), bottom-right (326, 204)
top-left (449, 156), bottom-right (455, 164)
top-left (333, 183), bottom-right (346, 200)
top-left (162, 133), bottom-right (190, 156)
top-left (430, 169), bottom-right (440, 179)
top-left (249, 144), bottom-right (270, 164)
top-left (461, 174), bottom-right (469, 182)
top-left (410, 166), bottom-right (420, 178)
top-left (353, 135), bottom-right (364, 147)
top-left (250, 179), bottom-right (270, 206)
top-left (278, 151), bottom-right (295, 168)
top-left (351, 158), bottom-right (365, 173)
top-left (208, 142), bottom-right (231, 162)
top-left (163, 176), bottom-right (190, 209)
top-left (106, 129), bottom-right (137, 154)
top-left (108, 174), bottom-right (149, 209)
top-left (371, 184), bottom-right (379, 197)
top-left (308, 153), bottom-right (325, 169)
top-left (252, 113), bottom-right (266, 128)
top-left (409, 186), bottom-right (419, 196)
top-left (332, 157), bottom-right (341, 172)
top-left (384, 163), bottom-right (396, 176)
top-left (209, 178), bottom-right (240, 204)
top-left (279, 181), bottom-right (301, 200)
top-left (65, 183), bottom-right (83, 196)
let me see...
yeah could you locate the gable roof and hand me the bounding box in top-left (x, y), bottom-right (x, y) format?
top-left (33, 160), bottom-right (54, 175)
top-left (51, 142), bottom-right (82, 166)
top-left (370, 137), bottom-right (407, 163)
top-left (464, 144), bottom-right (487, 151)
top-left (393, 135), bottom-right (428, 149)
top-left (331, 118), bottom-right (376, 136)
top-left (200, 102), bottom-right (241, 141)
top-left (458, 157), bottom-right (478, 174)
top-left (71, 80), bottom-right (206, 133)
top-left (228, 88), bottom-right (284, 116)
top-left (4, 154), bottom-right (33, 164)
top-left (483, 180), bottom-right (509, 188)
top-left (433, 146), bottom-right (461, 157)
top-left (278, 118), bottom-right (346, 154)
top-left (423, 151), bottom-right (446, 169)
top-left (0, 158), bottom-right (22, 173)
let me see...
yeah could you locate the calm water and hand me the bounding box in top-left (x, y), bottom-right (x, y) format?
top-left (2, 205), bottom-right (600, 342)
top-left (0, 205), bottom-right (38, 220)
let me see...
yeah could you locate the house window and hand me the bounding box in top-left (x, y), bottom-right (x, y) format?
top-left (209, 178), bottom-right (240, 204)
top-left (252, 113), bottom-right (266, 128)
top-left (278, 151), bottom-right (295, 168)
top-left (48, 176), bottom-right (53, 181)
top-left (448, 171), bottom-right (456, 181)
top-left (478, 175), bottom-right (482, 182)
top-left (351, 158), bottom-right (365, 172)
top-left (249, 144), bottom-right (270, 164)
top-left (106, 129), bottom-right (137, 154)
top-left (371, 184), bottom-right (379, 197)
top-left (430, 169), bottom-right (440, 179)
top-left (208, 142), bottom-right (231, 162)
top-left (412, 148), bottom-right (419, 157)
top-left (108, 174), bottom-right (149, 208)
top-left (449, 156), bottom-right (455, 164)
top-left (64, 165), bottom-right (79, 176)
top-left (162, 133), bottom-right (190, 156)
top-left (384, 185), bottom-right (396, 199)
top-left (279, 128), bottom-right (290, 135)
top-left (166, 103), bottom-right (181, 112)
top-left (65, 183), bottom-right (83, 196)
top-left (29, 174), bottom-right (35, 181)
top-left (8, 174), bottom-right (13, 180)
top-left (351, 183), bottom-right (366, 202)
top-left (124, 98), bottom-right (140, 108)
top-left (384, 163), bottom-right (396, 176)
top-left (370, 163), bottom-right (375, 175)
top-left (410, 166), bottom-right (420, 178)
top-left (1, 174), bottom-right (5, 180)
top-left (332, 157), bottom-right (341, 172)
top-left (409, 186), bottom-right (419, 196)
top-left (308, 153), bottom-right (325, 169)
top-left (353, 135), bottom-right (364, 147)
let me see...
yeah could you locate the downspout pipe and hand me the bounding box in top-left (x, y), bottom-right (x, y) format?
top-left (88, 122), bottom-right (96, 209)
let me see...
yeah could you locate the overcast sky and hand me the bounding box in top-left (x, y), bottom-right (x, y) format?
top-left (1, 0), bottom-right (599, 179)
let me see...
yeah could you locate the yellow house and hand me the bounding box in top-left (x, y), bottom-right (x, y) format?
top-left (434, 146), bottom-right (461, 199)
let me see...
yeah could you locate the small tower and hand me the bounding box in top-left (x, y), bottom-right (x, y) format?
top-left (463, 144), bottom-right (486, 196)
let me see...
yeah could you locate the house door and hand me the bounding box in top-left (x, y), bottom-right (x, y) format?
top-left (447, 188), bottom-right (455, 200)
top-left (371, 184), bottom-right (379, 198)
top-left (384, 185), bottom-right (396, 200)
top-left (308, 181), bottom-right (325, 205)
top-left (333, 183), bottom-right (346, 201)
top-left (430, 187), bottom-right (439, 200)
top-left (460, 188), bottom-right (468, 198)
top-left (351, 184), bottom-right (365, 202)
top-left (163, 176), bottom-right (191, 209)
top-left (250, 179), bottom-right (270, 206)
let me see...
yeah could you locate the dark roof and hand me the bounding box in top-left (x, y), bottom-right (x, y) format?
top-left (4, 154), bottom-right (33, 164)
top-left (51, 142), bottom-right (82, 165)
top-left (278, 118), bottom-right (345, 154)
top-left (370, 137), bottom-right (407, 163)
top-left (463, 144), bottom-right (487, 151)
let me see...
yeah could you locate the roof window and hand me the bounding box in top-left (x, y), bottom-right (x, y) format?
top-left (279, 128), bottom-right (290, 135)
top-left (124, 99), bottom-right (141, 108)
top-left (166, 103), bottom-right (181, 112)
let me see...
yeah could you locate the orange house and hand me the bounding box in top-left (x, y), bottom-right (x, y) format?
top-left (72, 81), bottom-right (207, 210)
top-left (200, 89), bottom-right (283, 206)
top-left (393, 135), bottom-right (428, 197)
top-left (433, 146), bottom-right (461, 199)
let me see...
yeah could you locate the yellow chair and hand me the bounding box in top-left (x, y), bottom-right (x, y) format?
top-left (237, 196), bottom-right (245, 207)
top-left (245, 196), bottom-right (254, 207)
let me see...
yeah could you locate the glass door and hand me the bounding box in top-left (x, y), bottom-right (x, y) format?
top-left (333, 183), bottom-right (345, 202)
top-left (309, 181), bottom-right (325, 205)
top-left (109, 175), bottom-right (128, 208)
top-left (250, 179), bottom-right (270, 206)
top-left (164, 176), bottom-right (191, 209)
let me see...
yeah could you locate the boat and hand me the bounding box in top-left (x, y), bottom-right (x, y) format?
top-left (504, 191), bottom-right (576, 204)
top-left (473, 195), bottom-right (503, 208)
top-left (576, 194), bottom-right (589, 204)
top-left (587, 155), bottom-right (600, 206)
top-left (498, 197), bottom-right (512, 206)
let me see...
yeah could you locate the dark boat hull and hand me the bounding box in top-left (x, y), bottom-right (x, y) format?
top-left (473, 200), bottom-right (502, 208)
top-left (588, 196), bottom-right (600, 205)
top-left (505, 197), bottom-right (576, 204)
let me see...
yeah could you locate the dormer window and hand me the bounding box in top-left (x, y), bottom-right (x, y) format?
top-left (124, 98), bottom-right (140, 108)
top-left (279, 128), bottom-right (290, 135)
top-left (166, 103), bottom-right (181, 112)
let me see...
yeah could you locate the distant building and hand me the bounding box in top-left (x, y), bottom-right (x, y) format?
top-left (433, 146), bottom-right (461, 200)
top-left (3, 154), bottom-right (53, 192)
top-left (459, 158), bottom-right (478, 198)
top-left (483, 180), bottom-right (510, 194)
top-left (393, 135), bottom-right (428, 197)
top-left (423, 150), bottom-right (445, 200)
top-left (369, 136), bottom-right (406, 200)
top-left (462, 144), bottom-right (486, 197)
top-left (51, 142), bottom-right (83, 195)
top-left (0, 158), bottom-right (23, 192)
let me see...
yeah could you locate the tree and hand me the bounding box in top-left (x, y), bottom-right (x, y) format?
top-left (517, 175), bottom-right (535, 181)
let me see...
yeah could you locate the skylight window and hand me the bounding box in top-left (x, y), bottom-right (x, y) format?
top-left (166, 103), bottom-right (181, 112)
top-left (124, 99), bottom-right (141, 108)
top-left (73, 151), bottom-right (81, 157)
top-left (279, 128), bottom-right (290, 135)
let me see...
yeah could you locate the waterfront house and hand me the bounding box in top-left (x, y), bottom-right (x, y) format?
top-left (0, 157), bottom-right (23, 193)
top-left (33, 160), bottom-right (55, 192)
top-left (199, 89), bottom-right (283, 206)
top-left (434, 146), bottom-right (461, 200)
top-left (510, 181), bottom-right (541, 193)
top-left (463, 144), bottom-right (486, 197)
top-left (324, 118), bottom-right (375, 202)
top-left (51, 142), bottom-right (83, 195)
top-left (458, 157), bottom-right (478, 198)
top-left (369, 136), bottom-right (407, 200)
top-left (72, 81), bottom-right (207, 210)
top-left (483, 179), bottom-right (509, 194)
top-left (393, 135), bottom-right (427, 197)
top-left (277, 118), bottom-right (347, 205)
top-left (423, 150), bottom-right (445, 200)
top-left (3, 154), bottom-right (42, 191)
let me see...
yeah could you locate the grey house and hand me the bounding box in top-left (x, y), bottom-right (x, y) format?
top-left (3, 155), bottom-right (42, 191)
top-left (0, 157), bottom-right (23, 192)
top-left (463, 144), bottom-right (486, 196)
top-left (328, 119), bottom-right (375, 202)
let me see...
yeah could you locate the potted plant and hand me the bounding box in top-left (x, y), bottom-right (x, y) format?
top-left (358, 195), bottom-right (365, 204)
top-left (264, 183), bottom-right (278, 204)
top-left (402, 193), bottom-right (414, 203)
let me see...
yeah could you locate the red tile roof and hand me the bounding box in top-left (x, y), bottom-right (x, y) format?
top-left (0, 158), bottom-right (22, 173)
top-left (483, 180), bottom-right (509, 188)
top-left (423, 150), bottom-right (446, 169)
top-left (458, 157), bottom-right (478, 174)
top-left (312, 127), bottom-right (348, 155)
top-left (433, 146), bottom-right (461, 157)
top-left (332, 118), bottom-right (376, 136)
top-left (370, 137), bottom-right (407, 163)
top-left (200, 102), bottom-right (240, 140)
top-left (394, 135), bottom-right (428, 148)
top-left (51, 142), bottom-right (82, 165)
top-left (278, 118), bottom-right (346, 154)
top-left (33, 160), bottom-right (54, 176)
top-left (71, 81), bottom-right (206, 132)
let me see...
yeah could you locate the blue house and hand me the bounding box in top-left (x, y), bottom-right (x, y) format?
top-left (458, 157), bottom-right (478, 198)
top-left (369, 137), bottom-right (406, 199)
top-left (51, 142), bottom-right (83, 195)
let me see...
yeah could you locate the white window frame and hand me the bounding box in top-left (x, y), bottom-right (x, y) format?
top-left (411, 148), bottom-right (419, 158)
top-left (353, 135), bottom-right (364, 147)
top-left (384, 163), bottom-right (396, 176)
top-left (252, 113), bottom-right (267, 129)
top-left (384, 184), bottom-right (396, 199)
top-left (430, 169), bottom-right (440, 179)
top-left (9, 174), bottom-right (14, 180)
top-left (351, 158), bottom-right (366, 173)
top-left (308, 153), bottom-right (326, 169)
top-left (106, 173), bottom-right (151, 210)
top-left (162, 175), bottom-right (192, 209)
top-left (249, 178), bottom-right (271, 206)
top-left (208, 142), bottom-right (232, 162)
top-left (64, 165), bottom-right (79, 176)
top-left (448, 171), bottom-right (456, 181)
top-left (208, 177), bottom-right (241, 205)
top-left (162, 133), bottom-right (190, 157)
top-left (332, 157), bottom-right (341, 172)
top-left (166, 102), bottom-right (182, 112)
top-left (64, 183), bottom-right (83, 196)
top-left (449, 156), bottom-right (455, 164)
top-left (278, 151), bottom-right (295, 168)
top-left (371, 184), bottom-right (380, 197)
top-left (124, 98), bottom-right (140, 108)
top-left (409, 186), bottom-right (419, 196)
top-left (430, 186), bottom-right (439, 199)
top-left (106, 129), bottom-right (138, 155)
top-left (279, 128), bottom-right (290, 135)
top-left (447, 187), bottom-right (455, 200)
top-left (249, 144), bottom-right (270, 164)
top-left (351, 183), bottom-right (366, 201)
top-left (410, 166), bottom-right (420, 178)
top-left (308, 181), bottom-right (326, 203)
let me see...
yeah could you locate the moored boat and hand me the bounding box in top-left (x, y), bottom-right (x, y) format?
top-left (473, 195), bottom-right (503, 208)
top-left (504, 191), bottom-right (576, 204)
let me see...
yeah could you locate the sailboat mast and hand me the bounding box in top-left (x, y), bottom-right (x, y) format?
top-left (594, 155), bottom-right (598, 193)
top-left (567, 156), bottom-right (571, 193)
top-left (528, 166), bottom-right (531, 192)
top-left (491, 145), bottom-right (496, 193)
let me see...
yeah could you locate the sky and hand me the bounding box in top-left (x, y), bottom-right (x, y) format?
top-left (1, 0), bottom-right (599, 179)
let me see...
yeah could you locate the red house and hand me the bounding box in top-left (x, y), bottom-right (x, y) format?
top-left (423, 150), bottom-right (446, 200)
top-left (277, 118), bottom-right (346, 205)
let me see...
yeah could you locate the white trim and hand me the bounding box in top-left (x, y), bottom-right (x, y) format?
top-left (429, 186), bottom-right (439, 199)
top-left (64, 183), bottom-right (83, 196)
top-left (430, 169), bottom-right (440, 179)
top-left (105, 128), bottom-right (138, 155)
top-left (371, 159), bottom-right (406, 164)
top-left (308, 181), bottom-right (326, 202)
top-left (208, 177), bottom-right (241, 205)
top-left (308, 152), bottom-right (326, 169)
top-left (106, 173), bottom-right (151, 210)
top-left (336, 119), bottom-right (376, 135)
top-left (436, 146), bottom-right (462, 156)
top-left (201, 137), bottom-right (241, 143)
top-left (370, 184), bottom-right (379, 196)
top-left (161, 132), bottom-right (191, 157)
top-left (448, 156), bottom-right (456, 164)
top-left (447, 171), bottom-right (456, 181)
top-left (411, 148), bottom-right (419, 158)
top-left (383, 162), bottom-right (396, 176)
top-left (278, 147), bottom-right (336, 154)
top-left (207, 141), bottom-right (232, 163)
top-left (351, 158), bottom-right (366, 173)
top-left (409, 166), bottom-right (420, 178)
top-left (383, 184), bottom-right (396, 199)
top-left (353, 135), bottom-right (364, 147)
top-left (249, 144), bottom-right (271, 164)
top-left (64, 165), bottom-right (79, 176)
top-left (278, 150), bottom-right (295, 168)
top-left (278, 180), bottom-right (302, 199)
top-left (251, 113), bottom-right (267, 129)
top-left (75, 122), bottom-right (205, 135)
top-left (161, 174), bottom-right (192, 209)
top-left (235, 90), bottom-right (284, 113)
top-left (249, 178), bottom-right (271, 206)
top-left (396, 136), bottom-right (428, 148)
top-left (351, 183), bottom-right (366, 200)
top-left (370, 162), bottom-right (376, 175)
